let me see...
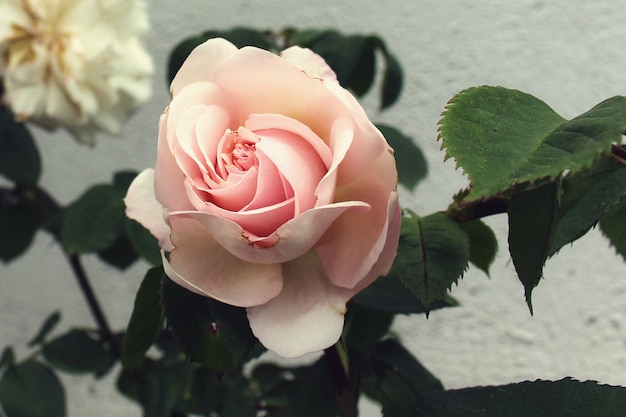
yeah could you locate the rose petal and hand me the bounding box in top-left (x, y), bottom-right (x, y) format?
top-left (315, 117), bottom-right (354, 206)
top-left (280, 46), bottom-right (338, 83)
top-left (154, 114), bottom-right (194, 212)
top-left (124, 168), bottom-right (173, 251)
top-left (255, 128), bottom-right (326, 214)
top-left (211, 46), bottom-right (350, 140)
top-left (245, 114), bottom-right (332, 168)
top-left (170, 38), bottom-right (238, 96)
top-left (316, 149), bottom-right (398, 289)
top-left (247, 250), bottom-right (350, 358)
top-left (171, 200), bottom-right (370, 264)
top-left (165, 215), bottom-right (283, 307)
top-left (347, 192), bottom-right (401, 294)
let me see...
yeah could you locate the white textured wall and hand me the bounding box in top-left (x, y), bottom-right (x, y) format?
top-left (2, 0), bottom-right (626, 415)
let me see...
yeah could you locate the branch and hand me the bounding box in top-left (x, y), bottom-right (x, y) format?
top-left (64, 252), bottom-right (121, 358)
top-left (324, 342), bottom-right (358, 417)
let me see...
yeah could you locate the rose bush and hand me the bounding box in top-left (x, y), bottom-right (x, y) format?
top-left (0, 0), bottom-right (152, 144)
top-left (125, 38), bottom-right (400, 358)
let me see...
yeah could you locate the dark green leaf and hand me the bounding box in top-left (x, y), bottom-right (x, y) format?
top-left (600, 195), bottom-right (626, 262)
top-left (27, 311), bottom-right (61, 347)
top-left (96, 230), bottom-right (138, 270)
top-left (162, 278), bottom-right (261, 373)
top-left (373, 339), bottom-right (443, 417)
top-left (378, 124), bottom-right (427, 190)
top-left (352, 272), bottom-right (459, 314)
top-left (459, 220), bottom-right (498, 276)
top-left (344, 304), bottom-right (394, 351)
top-left (60, 184), bottom-right (126, 254)
top-left (550, 156), bottom-right (626, 255)
top-left (252, 359), bottom-right (337, 417)
top-left (117, 358), bottom-right (195, 417)
top-left (0, 187), bottom-right (51, 262)
top-left (393, 211), bottom-right (469, 312)
top-left (439, 87), bottom-right (626, 201)
top-left (0, 347), bottom-right (15, 370)
top-left (416, 378), bottom-right (626, 417)
top-left (508, 180), bottom-right (560, 313)
top-left (0, 108), bottom-right (41, 185)
top-left (42, 329), bottom-right (116, 375)
top-left (122, 267), bottom-right (165, 368)
top-left (0, 360), bottom-right (66, 417)
top-left (167, 28), bottom-right (275, 84)
top-left (367, 35), bottom-right (404, 109)
top-left (125, 219), bottom-right (161, 266)
top-left (112, 170), bottom-right (139, 192)
top-left (176, 366), bottom-right (223, 415)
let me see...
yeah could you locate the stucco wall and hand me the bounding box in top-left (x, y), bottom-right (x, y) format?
top-left (2, 0), bottom-right (626, 415)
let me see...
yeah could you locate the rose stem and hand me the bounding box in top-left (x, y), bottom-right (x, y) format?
top-left (324, 342), bottom-right (358, 417)
top-left (64, 252), bottom-right (121, 358)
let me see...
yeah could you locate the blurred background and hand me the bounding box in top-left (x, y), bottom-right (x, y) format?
top-left (2, 0), bottom-right (626, 415)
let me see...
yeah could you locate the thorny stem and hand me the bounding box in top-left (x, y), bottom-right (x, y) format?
top-left (324, 342), bottom-right (358, 417)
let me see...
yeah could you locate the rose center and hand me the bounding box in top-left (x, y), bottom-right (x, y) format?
top-left (232, 142), bottom-right (256, 170)
top-left (218, 130), bottom-right (260, 176)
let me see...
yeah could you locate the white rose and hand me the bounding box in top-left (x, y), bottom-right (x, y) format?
top-left (0, 0), bottom-right (153, 144)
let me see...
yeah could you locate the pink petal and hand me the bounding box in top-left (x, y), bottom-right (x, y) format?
top-left (164, 215), bottom-right (283, 307)
top-left (124, 168), bottom-right (174, 251)
top-left (245, 114), bottom-right (333, 168)
top-left (247, 251), bottom-right (351, 358)
top-left (255, 128), bottom-right (326, 214)
top-left (154, 114), bottom-right (194, 212)
top-left (315, 149), bottom-right (398, 289)
top-left (346, 192), bottom-right (401, 294)
top-left (211, 47), bottom-right (349, 139)
top-left (315, 117), bottom-right (354, 206)
top-left (280, 46), bottom-right (338, 84)
top-left (171, 200), bottom-right (370, 264)
top-left (170, 38), bottom-right (238, 97)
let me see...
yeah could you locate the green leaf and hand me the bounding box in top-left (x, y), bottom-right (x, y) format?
top-left (508, 180), bottom-right (560, 313)
top-left (459, 220), bottom-right (498, 276)
top-left (439, 87), bottom-right (626, 201)
top-left (367, 35), bottom-right (404, 109)
top-left (508, 156), bottom-right (626, 311)
top-left (0, 360), bottom-right (66, 417)
top-left (167, 28), bottom-right (275, 84)
top-left (392, 211), bottom-right (469, 312)
top-left (600, 195), bottom-right (626, 262)
top-left (378, 124), bottom-right (427, 190)
top-left (352, 272), bottom-right (459, 314)
top-left (252, 359), bottom-right (338, 417)
top-left (125, 219), bottom-right (161, 266)
top-left (42, 330), bottom-right (116, 375)
top-left (371, 339), bottom-right (443, 416)
top-left (416, 378), bottom-right (626, 417)
top-left (0, 187), bottom-right (53, 263)
top-left (60, 184), bottom-right (126, 254)
top-left (117, 358), bottom-right (195, 417)
top-left (0, 347), bottom-right (15, 371)
top-left (112, 170), bottom-right (139, 191)
top-left (550, 156), bottom-right (626, 255)
top-left (0, 108), bottom-right (41, 185)
top-left (27, 311), bottom-right (61, 347)
top-left (122, 267), bottom-right (165, 368)
top-left (96, 230), bottom-right (139, 270)
top-left (162, 278), bottom-right (261, 373)
top-left (344, 304), bottom-right (394, 351)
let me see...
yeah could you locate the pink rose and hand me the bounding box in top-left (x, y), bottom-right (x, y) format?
top-left (125, 38), bottom-right (400, 358)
